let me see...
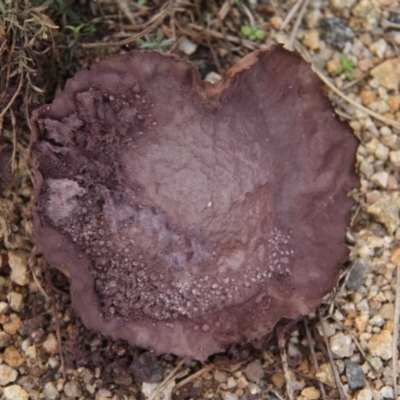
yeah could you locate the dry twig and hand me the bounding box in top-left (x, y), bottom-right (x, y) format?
top-left (288, 0), bottom-right (310, 50)
top-left (277, 327), bottom-right (294, 400)
top-left (148, 358), bottom-right (186, 400)
top-left (280, 0), bottom-right (304, 30)
top-left (393, 260), bottom-right (400, 399)
top-left (174, 364), bottom-right (212, 390)
top-left (83, 0), bottom-right (176, 48)
top-left (318, 309), bottom-right (347, 400)
top-left (303, 318), bottom-right (328, 400)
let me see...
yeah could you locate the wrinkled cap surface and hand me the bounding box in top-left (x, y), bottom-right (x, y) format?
top-left (30, 45), bottom-right (358, 360)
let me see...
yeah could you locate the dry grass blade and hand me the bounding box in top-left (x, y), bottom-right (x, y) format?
top-left (276, 10), bottom-right (400, 130)
top-left (291, 41), bottom-right (400, 131)
top-left (218, 0), bottom-right (234, 21)
top-left (317, 309), bottom-right (347, 400)
top-left (314, 68), bottom-right (400, 131)
top-left (174, 365), bottom-right (212, 390)
top-left (82, 0), bottom-right (176, 48)
top-left (280, 0), bottom-right (304, 30)
top-left (117, 0), bottom-right (137, 24)
top-left (393, 260), bottom-right (400, 400)
top-left (45, 266), bottom-right (67, 380)
top-left (303, 318), bottom-right (327, 400)
top-left (288, 0), bottom-right (310, 50)
top-left (28, 247), bottom-right (50, 302)
top-left (188, 23), bottom-right (259, 51)
top-left (277, 328), bottom-right (294, 400)
top-left (148, 358), bottom-right (186, 400)
top-left (0, 75), bottom-right (23, 136)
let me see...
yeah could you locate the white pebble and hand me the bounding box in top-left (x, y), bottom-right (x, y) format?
top-left (357, 389), bottom-right (373, 400)
top-left (380, 386), bottom-right (394, 399)
top-left (178, 37), bottom-right (197, 55)
top-left (374, 144), bottom-right (389, 161)
top-left (367, 331), bottom-right (393, 360)
top-left (7, 292), bottom-right (24, 312)
top-left (0, 365), bottom-right (18, 386)
top-left (370, 39), bottom-right (387, 59)
top-left (43, 382), bottom-right (59, 400)
top-left (204, 71), bottom-right (222, 84)
top-left (389, 150), bottom-right (400, 167)
top-left (371, 171), bottom-right (389, 188)
top-left (3, 385), bottom-right (29, 400)
top-left (369, 314), bottom-right (384, 327)
top-left (8, 251), bottom-right (30, 286)
top-left (330, 332), bottom-right (354, 358)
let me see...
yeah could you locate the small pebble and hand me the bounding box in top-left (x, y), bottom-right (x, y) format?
top-left (316, 363), bottom-right (335, 386)
top-left (389, 150), bottom-right (400, 167)
top-left (3, 384), bottom-right (29, 400)
top-left (346, 260), bottom-right (366, 290)
top-left (43, 381), bottom-right (60, 400)
top-left (96, 388), bottom-right (112, 399)
top-left (374, 144), bottom-right (389, 161)
top-left (48, 356), bottom-right (60, 369)
top-left (236, 374), bottom-right (249, 389)
top-left (141, 382), bottom-right (159, 398)
top-left (178, 37), bottom-right (197, 55)
top-left (248, 383), bottom-right (261, 395)
top-left (42, 332), bottom-right (59, 355)
top-left (221, 392), bottom-right (238, 400)
top-left (214, 369), bottom-right (228, 383)
top-left (371, 171), bottom-right (389, 189)
top-left (4, 346), bottom-right (24, 368)
top-left (371, 59), bottom-right (400, 90)
top-left (345, 360), bottom-right (366, 390)
top-left (63, 380), bottom-right (82, 398)
top-left (7, 291), bottom-right (24, 312)
top-left (303, 30), bottom-right (320, 50)
top-left (357, 389), bottom-right (373, 400)
top-left (243, 360), bottom-right (264, 383)
top-left (204, 71), bottom-right (222, 84)
top-left (367, 331), bottom-right (393, 360)
top-left (130, 351), bottom-right (163, 383)
top-left (380, 303), bottom-right (394, 320)
top-left (380, 386), bottom-right (394, 399)
top-left (370, 39), bottom-right (387, 59)
top-left (330, 332), bottom-right (354, 358)
top-left (0, 331), bottom-right (11, 348)
top-left (3, 314), bottom-right (22, 335)
top-left (301, 387), bottom-right (321, 400)
top-left (226, 376), bottom-right (236, 389)
top-left (8, 250), bottom-right (30, 286)
top-left (0, 365), bottom-right (18, 386)
top-left (321, 17), bottom-right (354, 48)
top-left (269, 16), bottom-right (282, 30)
top-left (0, 301), bottom-right (8, 314)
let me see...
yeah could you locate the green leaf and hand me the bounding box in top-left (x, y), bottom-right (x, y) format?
top-left (241, 25), bottom-right (252, 36)
top-left (255, 29), bottom-right (266, 39)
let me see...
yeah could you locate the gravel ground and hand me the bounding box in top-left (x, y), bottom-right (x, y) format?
top-left (1, 0), bottom-right (400, 399)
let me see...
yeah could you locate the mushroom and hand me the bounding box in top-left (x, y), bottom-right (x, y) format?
top-left (30, 45), bottom-right (359, 361)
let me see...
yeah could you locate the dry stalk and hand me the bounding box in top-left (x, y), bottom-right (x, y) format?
top-left (280, 0), bottom-right (304, 30)
top-left (303, 318), bottom-right (328, 400)
top-left (174, 365), bottom-right (213, 390)
top-left (277, 328), bottom-right (294, 400)
top-left (148, 358), bottom-right (186, 400)
top-left (288, 0), bottom-right (310, 50)
top-left (317, 309), bottom-right (347, 400)
top-left (393, 260), bottom-right (400, 399)
top-left (82, 0), bottom-right (176, 48)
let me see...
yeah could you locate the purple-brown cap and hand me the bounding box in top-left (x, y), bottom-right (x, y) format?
top-left (30, 45), bottom-right (359, 360)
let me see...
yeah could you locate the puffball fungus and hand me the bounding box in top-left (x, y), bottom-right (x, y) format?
top-left (30, 45), bottom-right (358, 360)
